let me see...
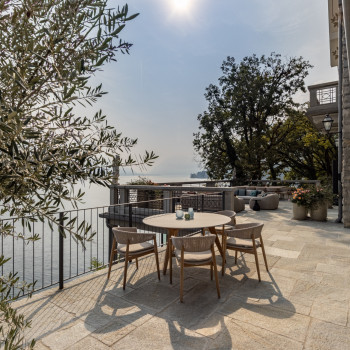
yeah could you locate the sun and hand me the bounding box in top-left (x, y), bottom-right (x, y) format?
top-left (171, 0), bottom-right (192, 13)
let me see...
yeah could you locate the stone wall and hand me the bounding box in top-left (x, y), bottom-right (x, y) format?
top-left (342, 24), bottom-right (350, 227)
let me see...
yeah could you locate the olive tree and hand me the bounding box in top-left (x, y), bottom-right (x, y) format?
top-left (0, 1), bottom-right (156, 348)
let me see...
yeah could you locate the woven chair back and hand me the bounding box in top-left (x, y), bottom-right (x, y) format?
top-left (172, 234), bottom-right (216, 252)
top-left (215, 210), bottom-right (236, 225)
top-left (225, 223), bottom-right (264, 239)
top-left (112, 227), bottom-right (154, 244)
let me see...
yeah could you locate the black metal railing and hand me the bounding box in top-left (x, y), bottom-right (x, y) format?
top-left (1, 192), bottom-right (225, 298)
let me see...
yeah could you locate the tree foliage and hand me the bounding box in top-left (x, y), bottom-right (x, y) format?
top-left (0, 1), bottom-right (156, 348)
top-left (193, 53), bottom-right (335, 181)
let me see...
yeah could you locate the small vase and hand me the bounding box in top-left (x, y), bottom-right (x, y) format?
top-left (310, 203), bottom-right (327, 221)
top-left (293, 203), bottom-right (308, 220)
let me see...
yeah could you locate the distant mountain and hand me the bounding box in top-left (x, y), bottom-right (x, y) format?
top-left (190, 170), bottom-right (208, 179)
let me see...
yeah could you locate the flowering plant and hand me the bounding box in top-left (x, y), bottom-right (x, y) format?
top-left (308, 186), bottom-right (333, 209)
top-left (291, 188), bottom-right (311, 207)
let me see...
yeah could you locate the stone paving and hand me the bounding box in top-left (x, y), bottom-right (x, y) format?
top-left (13, 201), bottom-right (350, 349)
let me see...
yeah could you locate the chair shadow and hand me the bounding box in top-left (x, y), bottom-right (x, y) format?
top-left (83, 251), bottom-right (296, 349)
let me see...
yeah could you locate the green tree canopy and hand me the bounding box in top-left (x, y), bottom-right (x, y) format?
top-left (193, 53), bottom-right (334, 181)
top-left (0, 1), bottom-right (156, 348)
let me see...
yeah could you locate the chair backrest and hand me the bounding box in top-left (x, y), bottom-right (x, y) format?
top-left (112, 227), bottom-right (153, 244)
top-left (172, 235), bottom-right (216, 252)
top-left (215, 210), bottom-right (236, 225)
top-left (225, 223), bottom-right (264, 239)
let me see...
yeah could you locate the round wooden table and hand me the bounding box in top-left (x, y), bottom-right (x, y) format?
top-left (143, 212), bottom-right (231, 277)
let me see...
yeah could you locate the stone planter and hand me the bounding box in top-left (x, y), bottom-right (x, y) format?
top-left (292, 203), bottom-right (308, 220)
top-left (310, 202), bottom-right (327, 221)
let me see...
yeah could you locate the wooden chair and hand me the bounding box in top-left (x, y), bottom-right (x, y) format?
top-left (107, 227), bottom-right (160, 290)
top-left (210, 210), bottom-right (236, 243)
top-left (171, 234), bottom-right (220, 303)
top-left (222, 223), bottom-right (268, 280)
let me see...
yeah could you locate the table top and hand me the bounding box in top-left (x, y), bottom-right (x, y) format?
top-left (143, 212), bottom-right (231, 230)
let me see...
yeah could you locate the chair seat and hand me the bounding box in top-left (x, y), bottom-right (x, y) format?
top-left (117, 242), bottom-right (154, 254)
top-left (226, 237), bottom-right (260, 249)
top-left (174, 249), bottom-right (212, 264)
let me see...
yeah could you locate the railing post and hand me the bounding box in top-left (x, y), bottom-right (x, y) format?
top-left (59, 212), bottom-right (64, 290)
top-left (108, 227), bottom-right (113, 261)
top-left (201, 194), bottom-right (204, 212)
top-left (222, 191), bottom-right (226, 210)
top-left (172, 197), bottom-right (176, 212)
top-left (128, 204), bottom-right (132, 227)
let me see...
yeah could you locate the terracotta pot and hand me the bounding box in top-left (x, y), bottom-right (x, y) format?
top-left (310, 202), bottom-right (327, 221)
top-left (292, 203), bottom-right (308, 220)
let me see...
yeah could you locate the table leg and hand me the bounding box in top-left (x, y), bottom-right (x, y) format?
top-left (163, 229), bottom-right (178, 275)
top-left (208, 226), bottom-right (224, 258)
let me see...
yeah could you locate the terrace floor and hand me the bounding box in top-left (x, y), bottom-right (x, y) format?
top-left (13, 201), bottom-right (350, 350)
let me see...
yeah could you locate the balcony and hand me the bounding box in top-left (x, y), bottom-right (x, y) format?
top-left (12, 201), bottom-right (350, 349)
top-left (306, 81), bottom-right (338, 133)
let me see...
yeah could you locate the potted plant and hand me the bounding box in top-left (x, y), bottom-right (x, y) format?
top-left (291, 187), bottom-right (311, 220)
top-left (308, 186), bottom-right (332, 221)
top-left (127, 177), bottom-right (163, 209)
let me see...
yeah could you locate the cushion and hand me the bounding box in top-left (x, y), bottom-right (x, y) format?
top-left (261, 193), bottom-right (268, 197)
top-left (256, 190), bottom-right (262, 195)
top-left (175, 249), bottom-right (212, 264)
top-left (238, 189), bottom-right (246, 196)
top-left (117, 242), bottom-right (154, 254)
top-left (226, 237), bottom-right (261, 249)
top-left (250, 190), bottom-right (257, 197)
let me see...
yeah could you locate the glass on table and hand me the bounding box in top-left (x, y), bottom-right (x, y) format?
top-left (176, 210), bottom-right (184, 219)
top-left (188, 207), bottom-right (194, 219)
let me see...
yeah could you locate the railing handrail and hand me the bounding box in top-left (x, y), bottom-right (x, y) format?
top-left (113, 184), bottom-right (234, 191)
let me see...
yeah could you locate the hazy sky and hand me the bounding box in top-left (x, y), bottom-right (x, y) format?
top-left (94, 0), bottom-right (338, 178)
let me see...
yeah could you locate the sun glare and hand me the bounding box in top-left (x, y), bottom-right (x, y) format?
top-left (171, 0), bottom-right (192, 13)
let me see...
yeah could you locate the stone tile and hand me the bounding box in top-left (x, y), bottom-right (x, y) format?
top-left (304, 319), bottom-right (350, 350)
top-left (217, 296), bottom-right (310, 342)
top-left (264, 246), bottom-right (300, 259)
top-left (204, 315), bottom-right (303, 349)
top-left (310, 299), bottom-right (348, 326)
top-left (111, 316), bottom-right (209, 350)
top-left (268, 234), bottom-right (295, 242)
top-left (21, 301), bottom-right (76, 341)
top-left (31, 341), bottom-right (50, 350)
top-left (290, 279), bottom-right (350, 304)
top-left (76, 293), bottom-right (135, 328)
top-left (158, 280), bottom-right (233, 329)
top-left (272, 240), bottom-right (305, 252)
top-left (120, 280), bottom-right (179, 311)
top-left (273, 257), bottom-right (318, 273)
top-left (67, 336), bottom-right (110, 350)
top-left (41, 321), bottom-right (92, 350)
top-left (90, 319), bottom-right (136, 346)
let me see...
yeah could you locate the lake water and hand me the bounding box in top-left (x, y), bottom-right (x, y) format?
top-left (2, 174), bottom-right (201, 294)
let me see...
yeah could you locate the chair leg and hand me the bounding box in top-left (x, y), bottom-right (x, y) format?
top-left (154, 237), bottom-right (160, 281)
top-left (169, 238), bottom-right (173, 284)
top-left (180, 248), bottom-right (184, 303)
top-left (123, 242), bottom-right (130, 290)
top-left (210, 262), bottom-right (213, 280)
top-left (235, 250), bottom-right (238, 264)
top-left (222, 233), bottom-right (226, 276)
top-left (211, 245), bottom-right (220, 299)
top-left (135, 258), bottom-right (139, 270)
top-left (260, 237), bottom-right (269, 271)
top-left (107, 237), bottom-right (116, 279)
top-left (252, 237), bottom-right (261, 282)
top-left (163, 236), bottom-right (170, 275)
